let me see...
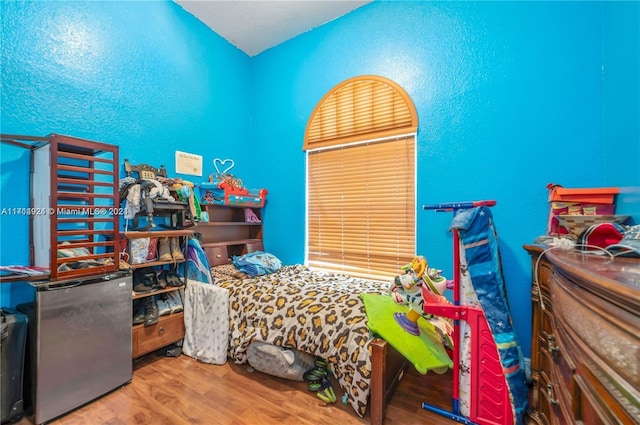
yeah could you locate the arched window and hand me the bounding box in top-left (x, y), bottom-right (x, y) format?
top-left (304, 75), bottom-right (418, 279)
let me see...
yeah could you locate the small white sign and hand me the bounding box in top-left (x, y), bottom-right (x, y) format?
top-left (175, 150), bottom-right (203, 176)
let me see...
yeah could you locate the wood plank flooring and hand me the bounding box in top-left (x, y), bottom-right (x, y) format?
top-left (17, 351), bottom-right (460, 425)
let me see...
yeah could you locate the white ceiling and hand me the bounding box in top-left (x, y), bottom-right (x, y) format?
top-left (175, 0), bottom-right (372, 57)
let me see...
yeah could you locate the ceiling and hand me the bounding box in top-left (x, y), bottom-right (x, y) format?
top-left (174, 0), bottom-right (372, 57)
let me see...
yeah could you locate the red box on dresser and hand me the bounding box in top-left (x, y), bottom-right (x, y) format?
top-left (546, 184), bottom-right (619, 236)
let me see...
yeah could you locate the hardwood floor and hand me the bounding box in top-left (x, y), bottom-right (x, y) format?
top-left (17, 351), bottom-right (459, 425)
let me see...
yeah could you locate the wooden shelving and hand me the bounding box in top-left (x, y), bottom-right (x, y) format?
top-left (197, 204), bottom-right (264, 266)
top-left (1, 133), bottom-right (122, 281)
top-left (123, 229), bottom-right (193, 358)
top-left (132, 284), bottom-right (185, 300)
top-left (201, 238), bottom-right (262, 246)
top-left (122, 229), bottom-right (194, 239)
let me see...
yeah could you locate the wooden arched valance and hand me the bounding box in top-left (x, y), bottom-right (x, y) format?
top-left (303, 75), bottom-right (418, 151)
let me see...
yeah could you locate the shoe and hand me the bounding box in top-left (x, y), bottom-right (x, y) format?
top-left (166, 291), bottom-right (183, 313)
top-left (165, 345), bottom-right (183, 357)
top-left (170, 237), bottom-right (185, 261)
top-left (143, 297), bottom-right (159, 327)
top-left (139, 270), bottom-right (159, 292)
top-left (156, 295), bottom-right (171, 316)
top-left (156, 270), bottom-right (168, 289)
top-left (146, 271), bottom-right (159, 289)
top-left (133, 269), bottom-right (156, 293)
top-left (133, 282), bottom-right (154, 293)
top-left (166, 269), bottom-right (183, 287)
top-left (160, 343), bottom-right (183, 357)
top-left (158, 237), bottom-right (172, 262)
top-left (133, 300), bottom-right (145, 325)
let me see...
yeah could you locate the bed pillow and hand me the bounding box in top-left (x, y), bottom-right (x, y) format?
top-left (232, 251), bottom-right (282, 277)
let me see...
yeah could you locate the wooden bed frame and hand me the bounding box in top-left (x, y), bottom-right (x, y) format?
top-left (196, 202), bottom-right (408, 424)
top-left (369, 338), bottom-right (409, 425)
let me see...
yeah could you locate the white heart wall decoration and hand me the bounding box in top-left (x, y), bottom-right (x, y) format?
top-left (213, 158), bottom-right (235, 174)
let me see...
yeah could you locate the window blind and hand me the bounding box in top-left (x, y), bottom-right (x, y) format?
top-left (303, 76), bottom-right (418, 151)
top-left (304, 76), bottom-right (418, 279)
top-left (307, 135), bottom-right (415, 279)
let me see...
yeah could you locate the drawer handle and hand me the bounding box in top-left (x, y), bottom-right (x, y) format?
top-left (547, 383), bottom-right (559, 405)
top-left (158, 326), bottom-right (165, 336)
top-left (547, 334), bottom-right (559, 355)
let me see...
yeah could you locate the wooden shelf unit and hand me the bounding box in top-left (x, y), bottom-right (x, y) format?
top-left (197, 204), bottom-right (264, 266)
top-left (3, 133), bottom-right (122, 281)
top-left (123, 229), bottom-right (193, 358)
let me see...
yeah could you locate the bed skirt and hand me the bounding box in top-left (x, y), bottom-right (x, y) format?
top-left (183, 281), bottom-right (230, 364)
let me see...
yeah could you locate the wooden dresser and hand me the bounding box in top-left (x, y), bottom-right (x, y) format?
top-left (524, 245), bottom-right (639, 424)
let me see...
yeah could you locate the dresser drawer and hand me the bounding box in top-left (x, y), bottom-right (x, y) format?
top-left (204, 245), bottom-right (229, 266)
top-left (245, 240), bottom-right (263, 253)
top-left (132, 312), bottom-right (185, 358)
top-left (537, 260), bottom-right (553, 291)
top-left (541, 377), bottom-right (571, 425)
top-left (540, 307), bottom-right (555, 343)
top-left (537, 371), bottom-right (557, 425)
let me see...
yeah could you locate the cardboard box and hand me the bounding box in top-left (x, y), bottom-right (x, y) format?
top-left (548, 185), bottom-right (619, 204)
top-left (546, 184), bottom-right (619, 236)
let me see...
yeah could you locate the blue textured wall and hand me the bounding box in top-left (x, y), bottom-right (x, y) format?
top-left (1, 0), bottom-right (251, 304)
top-left (250, 0), bottom-right (640, 358)
top-left (2, 1), bottom-right (639, 357)
top-left (603, 1), bottom-right (640, 213)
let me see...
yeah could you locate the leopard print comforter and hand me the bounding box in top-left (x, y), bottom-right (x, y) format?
top-left (211, 264), bottom-right (389, 417)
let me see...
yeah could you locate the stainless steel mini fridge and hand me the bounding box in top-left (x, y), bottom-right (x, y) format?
top-left (22, 271), bottom-right (132, 424)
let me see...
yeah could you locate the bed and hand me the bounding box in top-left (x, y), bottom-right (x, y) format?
top-left (208, 262), bottom-right (409, 425)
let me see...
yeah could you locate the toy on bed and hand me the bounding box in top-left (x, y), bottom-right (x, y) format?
top-left (198, 158), bottom-right (267, 207)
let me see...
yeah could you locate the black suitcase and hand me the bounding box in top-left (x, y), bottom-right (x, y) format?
top-left (0, 308), bottom-right (27, 424)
